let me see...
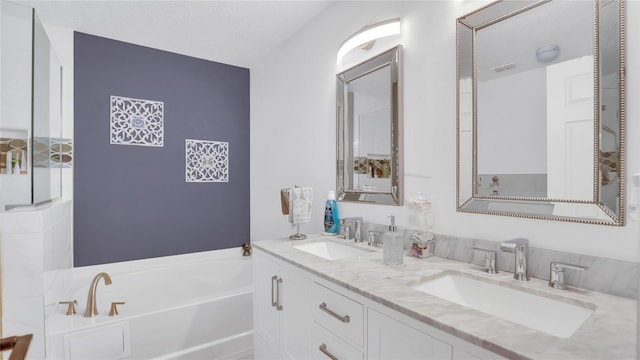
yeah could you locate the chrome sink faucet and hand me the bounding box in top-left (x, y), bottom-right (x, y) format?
top-left (84, 272), bottom-right (112, 317)
top-left (500, 238), bottom-right (529, 281)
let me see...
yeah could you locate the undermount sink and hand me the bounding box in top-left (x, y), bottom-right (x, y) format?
top-left (293, 239), bottom-right (373, 261)
top-left (412, 272), bottom-right (595, 338)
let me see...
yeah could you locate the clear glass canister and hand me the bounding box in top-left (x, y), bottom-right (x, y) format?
top-left (406, 193), bottom-right (434, 257)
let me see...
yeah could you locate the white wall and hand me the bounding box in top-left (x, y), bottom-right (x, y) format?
top-left (251, 1), bottom-right (640, 262)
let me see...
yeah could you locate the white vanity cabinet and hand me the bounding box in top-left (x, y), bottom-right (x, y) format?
top-left (253, 247), bottom-right (503, 360)
top-left (253, 250), bottom-right (313, 360)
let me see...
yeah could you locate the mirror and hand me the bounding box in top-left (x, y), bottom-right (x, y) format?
top-left (336, 46), bottom-right (403, 206)
top-left (0, 3), bottom-right (62, 209)
top-left (457, 0), bottom-right (625, 225)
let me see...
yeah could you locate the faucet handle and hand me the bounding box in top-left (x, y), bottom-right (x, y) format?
top-left (59, 300), bottom-right (78, 316)
top-left (342, 225), bottom-right (351, 240)
top-left (367, 231), bottom-right (382, 247)
top-left (472, 248), bottom-right (498, 274)
top-left (109, 302), bottom-right (126, 317)
top-left (549, 262), bottom-right (587, 290)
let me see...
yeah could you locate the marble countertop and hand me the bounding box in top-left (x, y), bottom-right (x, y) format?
top-left (253, 235), bottom-right (637, 360)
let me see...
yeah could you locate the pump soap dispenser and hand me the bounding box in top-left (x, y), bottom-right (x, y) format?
top-left (383, 216), bottom-right (404, 265)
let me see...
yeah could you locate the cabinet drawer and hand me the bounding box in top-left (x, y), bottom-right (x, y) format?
top-left (313, 282), bottom-right (364, 347)
top-left (312, 322), bottom-right (363, 360)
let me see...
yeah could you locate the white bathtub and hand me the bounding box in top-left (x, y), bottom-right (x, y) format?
top-left (45, 248), bottom-right (253, 360)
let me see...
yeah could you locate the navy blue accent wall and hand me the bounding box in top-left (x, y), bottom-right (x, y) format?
top-left (74, 32), bottom-right (250, 266)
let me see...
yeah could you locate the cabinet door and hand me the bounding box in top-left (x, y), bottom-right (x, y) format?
top-left (64, 322), bottom-right (130, 360)
top-left (368, 309), bottom-right (452, 360)
top-left (253, 251), bottom-right (281, 358)
top-left (279, 263), bottom-right (312, 360)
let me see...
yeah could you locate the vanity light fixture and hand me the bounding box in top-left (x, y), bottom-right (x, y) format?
top-left (337, 18), bottom-right (401, 63)
top-left (535, 44), bottom-right (560, 62)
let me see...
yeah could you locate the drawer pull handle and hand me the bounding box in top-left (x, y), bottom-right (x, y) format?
top-left (319, 302), bottom-right (350, 323)
top-left (319, 343), bottom-right (338, 360)
top-left (271, 276), bottom-right (278, 308)
top-left (276, 277), bottom-right (283, 311)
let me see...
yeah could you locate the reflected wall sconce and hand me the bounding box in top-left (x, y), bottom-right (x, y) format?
top-left (337, 18), bottom-right (401, 63)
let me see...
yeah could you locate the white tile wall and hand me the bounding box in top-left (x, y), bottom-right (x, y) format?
top-left (1, 232), bottom-right (44, 301)
top-left (0, 209), bottom-right (43, 234)
top-left (1, 199), bottom-right (73, 359)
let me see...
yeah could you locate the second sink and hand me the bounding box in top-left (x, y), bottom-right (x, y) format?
top-left (293, 238), bottom-right (373, 261)
top-left (412, 272), bottom-right (595, 338)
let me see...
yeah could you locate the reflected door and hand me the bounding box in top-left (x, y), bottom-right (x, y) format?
top-left (547, 56), bottom-right (595, 216)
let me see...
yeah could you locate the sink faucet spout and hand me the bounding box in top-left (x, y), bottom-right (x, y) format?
top-left (84, 272), bottom-right (112, 317)
top-left (500, 238), bottom-right (529, 281)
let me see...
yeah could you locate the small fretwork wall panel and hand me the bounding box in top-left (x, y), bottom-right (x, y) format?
top-left (74, 32), bottom-right (250, 266)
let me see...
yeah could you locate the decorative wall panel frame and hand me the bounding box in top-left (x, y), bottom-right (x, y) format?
top-left (110, 95), bottom-right (164, 147)
top-left (185, 139), bottom-right (229, 183)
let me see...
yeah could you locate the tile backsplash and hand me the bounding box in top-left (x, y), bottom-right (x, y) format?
top-left (0, 136), bottom-right (28, 174)
top-left (0, 136), bottom-right (74, 173)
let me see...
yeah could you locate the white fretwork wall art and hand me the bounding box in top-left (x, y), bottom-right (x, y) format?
top-left (110, 95), bottom-right (164, 147)
top-left (185, 139), bottom-right (229, 183)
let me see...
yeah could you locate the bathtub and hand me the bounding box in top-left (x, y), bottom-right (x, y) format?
top-left (45, 248), bottom-right (253, 360)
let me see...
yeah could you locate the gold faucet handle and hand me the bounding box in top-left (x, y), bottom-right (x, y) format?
top-left (109, 302), bottom-right (126, 317)
top-left (59, 301), bottom-right (78, 316)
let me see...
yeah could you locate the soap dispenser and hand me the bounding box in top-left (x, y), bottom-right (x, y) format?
top-left (383, 215), bottom-right (404, 265)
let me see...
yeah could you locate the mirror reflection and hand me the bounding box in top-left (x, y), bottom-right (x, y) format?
top-left (336, 46), bottom-right (402, 205)
top-left (457, 0), bottom-right (625, 225)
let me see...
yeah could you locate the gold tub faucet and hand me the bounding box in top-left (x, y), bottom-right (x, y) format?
top-left (84, 272), bottom-right (112, 317)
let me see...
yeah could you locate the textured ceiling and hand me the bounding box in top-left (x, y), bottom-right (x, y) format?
top-left (21, 0), bottom-right (333, 68)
